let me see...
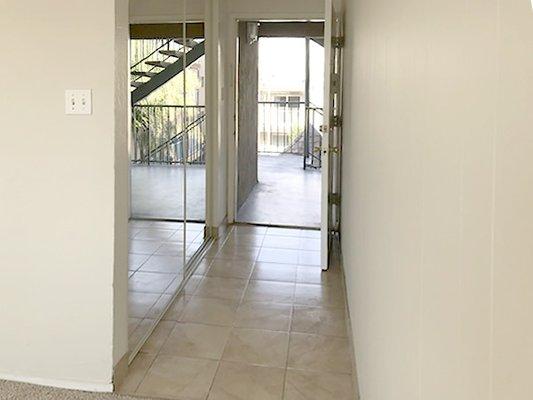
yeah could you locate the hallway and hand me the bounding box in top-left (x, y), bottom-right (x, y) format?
top-left (118, 225), bottom-right (355, 400)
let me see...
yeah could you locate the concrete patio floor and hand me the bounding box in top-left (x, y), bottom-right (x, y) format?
top-left (131, 154), bottom-right (320, 228)
top-left (131, 163), bottom-right (206, 221)
top-left (237, 154), bottom-right (321, 228)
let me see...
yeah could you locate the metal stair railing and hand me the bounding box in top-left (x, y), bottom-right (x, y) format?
top-left (258, 100), bottom-right (323, 168)
top-left (131, 105), bottom-right (206, 165)
top-left (150, 114), bottom-right (206, 162)
top-left (304, 104), bottom-right (324, 169)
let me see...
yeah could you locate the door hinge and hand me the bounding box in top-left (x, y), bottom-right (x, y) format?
top-left (332, 36), bottom-right (345, 48)
top-left (331, 73), bottom-right (341, 94)
top-left (328, 193), bottom-right (341, 206)
top-left (329, 146), bottom-right (341, 154)
top-left (330, 115), bottom-right (342, 128)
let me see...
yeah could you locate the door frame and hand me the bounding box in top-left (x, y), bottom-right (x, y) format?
top-left (124, 8), bottom-right (218, 364)
top-left (321, 0), bottom-right (344, 270)
top-left (225, 12), bottom-right (325, 225)
top-left (127, 15), bottom-right (215, 231)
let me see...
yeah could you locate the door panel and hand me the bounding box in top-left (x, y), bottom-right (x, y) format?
top-left (321, 0), bottom-right (343, 270)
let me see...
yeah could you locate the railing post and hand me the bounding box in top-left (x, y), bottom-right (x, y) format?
top-left (147, 107), bottom-right (152, 165)
top-left (166, 106), bottom-right (171, 164)
top-left (304, 37), bottom-right (311, 170)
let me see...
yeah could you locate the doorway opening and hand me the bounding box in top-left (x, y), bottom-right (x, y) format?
top-left (235, 21), bottom-right (325, 230)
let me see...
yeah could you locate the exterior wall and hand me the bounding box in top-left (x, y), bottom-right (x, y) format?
top-left (0, 0), bottom-right (128, 391)
top-left (237, 21), bottom-right (259, 209)
top-left (341, 0), bottom-right (533, 398)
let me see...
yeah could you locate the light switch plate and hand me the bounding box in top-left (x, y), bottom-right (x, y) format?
top-left (65, 89), bottom-right (92, 115)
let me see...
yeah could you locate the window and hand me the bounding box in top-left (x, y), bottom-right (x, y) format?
top-left (288, 95), bottom-right (301, 108)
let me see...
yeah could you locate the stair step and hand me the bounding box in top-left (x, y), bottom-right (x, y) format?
top-left (131, 71), bottom-right (157, 78)
top-left (173, 38), bottom-right (197, 48)
top-left (159, 49), bottom-right (185, 58)
top-left (145, 60), bottom-right (172, 68)
top-left (130, 81), bottom-right (144, 88)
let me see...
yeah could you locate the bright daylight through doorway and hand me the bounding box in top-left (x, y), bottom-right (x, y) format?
top-left (236, 36), bottom-right (325, 229)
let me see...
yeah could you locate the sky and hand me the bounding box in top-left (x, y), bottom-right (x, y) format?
top-left (258, 38), bottom-right (325, 107)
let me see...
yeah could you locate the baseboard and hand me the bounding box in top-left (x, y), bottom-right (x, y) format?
top-left (112, 352), bottom-right (130, 391)
top-left (207, 217), bottom-right (230, 240)
top-left (339, 244), bottom-right (361, 400)
top-left (0, 373), bottom-right (113, 393)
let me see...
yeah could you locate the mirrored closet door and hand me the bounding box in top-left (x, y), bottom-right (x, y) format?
top-left (127, 0), bottom-right (208, 357)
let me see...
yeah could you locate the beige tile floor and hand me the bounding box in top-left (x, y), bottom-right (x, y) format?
top-left (129, 220), bottom-right (206, 352)
top-left (119, 225), bottom-right (356, 400)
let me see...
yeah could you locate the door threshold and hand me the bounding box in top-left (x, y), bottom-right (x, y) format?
top-left (232, 221), bottom-right (319, 231)
top-left (129, 217), bottom-right (207, 224)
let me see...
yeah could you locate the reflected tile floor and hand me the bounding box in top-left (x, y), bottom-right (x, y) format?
top-left (119, 225), bottom-right (356, 400)
top-left (128, 220), bottom-right (206, 352)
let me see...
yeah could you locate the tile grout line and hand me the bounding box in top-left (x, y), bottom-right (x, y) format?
top-left (129, 225), bottom-right (335, 399)
top-left (127, 221), bottom-right (206, 362)
top-left (128, 234), bottom-right (165, 350)
top-left (133, 273), bottom-right (209, 397)
top-left (204, 225), bottom-right (251, 399)
top-left (281, 301), bottom-right (295, 400)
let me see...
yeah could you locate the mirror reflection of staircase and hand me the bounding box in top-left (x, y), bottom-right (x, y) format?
top-left (130, 38), bottom-right (205, 105)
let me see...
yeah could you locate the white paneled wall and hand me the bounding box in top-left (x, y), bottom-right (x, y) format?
top-left (341, 0), bottom-right (533, 398)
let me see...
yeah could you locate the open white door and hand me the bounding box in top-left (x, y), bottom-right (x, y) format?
top-left (321, 0), bottom-right (343, 270)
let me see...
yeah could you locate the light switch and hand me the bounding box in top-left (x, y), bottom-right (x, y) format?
top-left (65, 89), bottom-right (92, 115)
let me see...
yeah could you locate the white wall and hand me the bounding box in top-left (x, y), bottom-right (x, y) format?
top-left (341, 0), bottom-right (533, 398)
top-left (114, 0), bottom-right (131, 370)
top-left (203, 0), bottom-right (229, 228)
top-left (130, 0), bottom-right (324, 21)
top-left (0, 0), bottom-right (129, 391)
top-left (130, 0), bottom-right (205, 22)
top-left (226, 0), bottom-right (324, 19)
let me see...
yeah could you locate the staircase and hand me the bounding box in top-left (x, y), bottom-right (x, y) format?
top-left (130, 38), bottom-right (205, 105)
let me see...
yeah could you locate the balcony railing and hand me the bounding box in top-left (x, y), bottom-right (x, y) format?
top-left (131, 105), bottom-right (206, 164)
top-left (258, 101), bottom-right (323, 169)
top-left (304, 105), bottom-right (324, 169)
top-left (131, 101), bottom-right (323, 169)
